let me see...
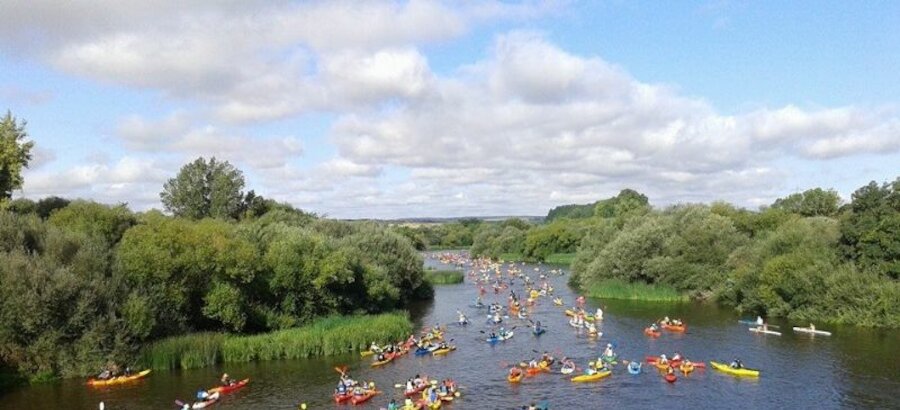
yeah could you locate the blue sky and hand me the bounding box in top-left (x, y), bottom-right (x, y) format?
top-left (1, 1), bottom-right (898, 218)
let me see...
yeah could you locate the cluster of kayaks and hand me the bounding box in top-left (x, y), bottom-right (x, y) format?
top-left (175, 378), bottom-right (250, 409)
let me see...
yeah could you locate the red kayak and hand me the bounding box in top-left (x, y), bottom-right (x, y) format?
top-left (208, 378), bottom-right (249, 395)
top-left (350, 390), bottom-right (380, 405)
top-left (665, 373), bottom-right (677, 383)
top-left (334, 392), bottom-right (353, 403)
top-left (404, 384), bottom-right (428, 398)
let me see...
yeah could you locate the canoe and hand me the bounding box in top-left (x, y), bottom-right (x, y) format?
top-left (432, 346), bottom-right (456, 356)
top-left (662, 323), bottom-right (686, 332)
top-left (627, 363), bottom-right (642, 375)
top-left (208, 378), bottom-right (250, 394)
top-left (87, 369), bottom-right (151, 386)
top-left (710, 361), bottom-right (760, 377)
top-left (571, 370), bottom-right (611, 383)
top-left (792, 327), bottom-right (831, 336)
top-left (749, 327), bottom-right (782, 336)
top-left (665, 373), bottom-right (677, 383)
top-left (350, 390), bottom-right (380, 405)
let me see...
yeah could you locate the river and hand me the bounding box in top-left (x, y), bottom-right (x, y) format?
top-left (2, 252), bottom-right (898, 409)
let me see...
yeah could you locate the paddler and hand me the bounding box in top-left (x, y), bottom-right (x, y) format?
top-left (456, 310), bottom-right (468, 325)
top-left (603, 343), bottom-right (615, 358)
top-left (659, 354), bottom-right (669, 365)
top-left (387, 398), bottom-right (399, 410)
top-left (576, 295), bottom-right (585, 307)
top-left (662, 316), bottom-right (671, 325)
top-left (595, 307), bottom-right (603, 320)
top-left (97, 368), bottom-right (112, 380)
top-left (369, 341), bottom-right (382, 354)
top-left (220, 373), bottom-right (232, 386)
top-left (672, 352), bottom-right (682, 361)
top-left (650, 323), bottom-right (660, 331)
top-left (730, 358), bottom-right (744, 369)
top-left (336, 381), bottom-right (348, 395)
top-left (809, 323), bottom-right (816, 331)
top-left (756, 316), bottom-right (764, 326)
top-left (196, 387), bottom-right (210, 401)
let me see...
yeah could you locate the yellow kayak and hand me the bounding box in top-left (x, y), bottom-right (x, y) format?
top-left (564, 310), bottom-right (596, 321)
top-left (710, 361), bottom-right (760, 377)
top-left (571, 370), bottom-right (611, 382)
top-left (553, 298), bottom-right (563, 306)
top-left (432, 346), bottom-right (456, 356)
top-left (87, 370), bottom-right (151, 386)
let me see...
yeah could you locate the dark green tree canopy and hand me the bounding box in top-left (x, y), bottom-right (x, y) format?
top-left (0, 111), bottom-right (34, 200)
top-left (160, 157), bottom-right (245, 219)
top-left (771, 187), bottom-right (842, 217)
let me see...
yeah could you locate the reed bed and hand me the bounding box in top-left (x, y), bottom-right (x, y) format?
top-left (423, 270), bottom-right (465, 285)
top-left (587, 279), bottom-right (688, 302)
top-left (140, 313), bottom-right (412, 370)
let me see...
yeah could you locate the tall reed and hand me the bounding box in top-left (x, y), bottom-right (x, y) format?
top-left (587, 279), bottom-right (687, 302)
top-left (139, 313), bottom-right (412, 371)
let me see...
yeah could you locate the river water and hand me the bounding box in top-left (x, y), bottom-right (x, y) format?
top-left (2, 252), bottom-right (898, 409)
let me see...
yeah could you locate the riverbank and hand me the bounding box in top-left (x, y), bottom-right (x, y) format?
top-left (497, 252), bottom-right (576, 266)
top-left (585, 279), bottom-right (688, 302)
top-left (424, 269), bottom-right (465, 285)
top-left (140, 313), bottom-right (412, 371)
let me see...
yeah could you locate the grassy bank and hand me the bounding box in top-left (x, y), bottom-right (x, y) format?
top-left (586, 279), bottom-right (688, 302)
top-left (426, 245), bottom-right (471, 251)
top-left (424, 269), bottom-right (465, 285)
top-left (140, 313), bottom-right (412, 371)
top-left (545, 253), bottom-right (576, 266)
top-left (499, 253), bottom-right (524, 262)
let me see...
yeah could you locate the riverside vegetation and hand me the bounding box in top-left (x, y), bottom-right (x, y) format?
top-left (414, 184), bottom-right (900, 328)
top-left (0, 143), bottom-right (430, 384)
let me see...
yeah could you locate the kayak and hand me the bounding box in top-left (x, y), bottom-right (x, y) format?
top-left (662, 323), bottom-right (686, 332)
top-left (565, 310), bottom-right (596, 321)
top-left (350, 390), bottom-right (380, 405)
top-left (532, 328), bottom-right (546, 336)
top-left (415, 348), bottom-right (432, 356)
top-left (571, 370), bottom-right (611, 383)
top-left (553, 298), bottom-right (563, 306)
top-left (432, 346), bottom-right (456, 356)
top-left (569, 319), bottom-right (584, 329)
top-left (792, 327), bottom-right (831, 336)
top-left (710, 361), bottom-right (760, 377)
top-left (87, 369), bottom-right (151, 386)
top-left (601, 354), bottom-right (617, 364)
top-left (508, 370), bottom-right (524, 383)
top-left (403, 383), bottom-right (429, 398)
top-left (372, 355), bottom-right (395, 367)
top-left (525, 367), bottom-right (543, 376)
top-left (360, 350), bottom-right (375, 357)
top-left (665, 373), bottom-right (677, 383)
top-left (740, 320), bottom-right (780, 328)
top-left (208, 378), bottom-right (250, 394)
top-left (644, 328), bottom-right (661, 338)
top-left (749, 327), bottom-right (782, 336)
top-left (176, 392), bottom-right (220, 409)
top-left (645, 357), bottom-right (706, 368)
top-left (560, 366), bottom-right (575, 375)
top-left (486, 331), bottom-right (514, 344)
top-left (627, 362), bottom-right (642, 375)
top-left (334, 392), bottom-right (354, 403)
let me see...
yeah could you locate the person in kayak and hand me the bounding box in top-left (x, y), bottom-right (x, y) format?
top-left (650, 323), bottom-right (660, 332)
top-left (369, 341), bottom-right (382, 353)
top-left (532, 320), bottom-right (543, 334)
top-left (730, 358), bottom-right (744, 369)
top-left (97, 368), bottom-right (112, 380)
top-left (541, 351), bottom-right (554, 365)
top-left (756, 316), bottom-right (764, 326)
top-left (376, 352), bottom-right (387, 362)
top-left (196, 387), bottom-right (210, 400)
top-left (672, 352), bottom-right (682, 361)
top-left (456, 310), bottom-right (468, 325)
top-left (576, 295), bottom-right (585, 307)
top-left (595, 307), bottom-right (604, 320)
top-left (336, 381), bottom-right (348, 395)
top-left (662, 316), bottom-right (671, 325)
top-left (584, 362), bottom-right (598, 375)
top-left (603, 343), bottom-right (615, 358)
top-left (488, 331), bottom-right (498, 340)
top-left (220, 373), bottom-right (232, 386)
top-left (492, 312), bottom-right (503, 324)
top-left (499, 327), bottom-right (509, 338)
top-left (387, 398), bottom-right (399, 410)
top-left (659, 354), bottom-right (669, 365)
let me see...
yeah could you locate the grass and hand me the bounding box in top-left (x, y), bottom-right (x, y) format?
top-left (139, 313), bottom-right (412, 371)
top-left (586, 279), bottom-right (688, 302)
top-left (545, 253), bottom-right (576, 266)
top-left (426, 245), bottom-right (471, 251)
top-left (499, 253), bottom-right (524, 262)
top-left (424, 269), bottom-right (465, 285)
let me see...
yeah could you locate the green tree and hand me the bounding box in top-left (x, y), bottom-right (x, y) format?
top-left (840, 178), bottom-right (900, 278)
top-left (772, 188), bottom-right (842, 217)
top-left (160, 157), bottom-right (245, 219)
top-left (0, 112), bottom-right (34, 201)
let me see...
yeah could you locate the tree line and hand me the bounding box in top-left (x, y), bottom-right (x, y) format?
top-left (0, 120), bottom-right (430, 381)
top-left (443, 184), bottom-right (900, 328)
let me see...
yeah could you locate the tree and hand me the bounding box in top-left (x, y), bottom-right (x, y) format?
top-left (160, 157), bottom-right (245, 219)
top-left (0, 111), bottom-right (34, 201)
top-left (771, 188), bottom-right (841, 217)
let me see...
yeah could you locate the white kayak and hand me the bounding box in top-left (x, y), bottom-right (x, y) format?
top-left (749, 327), bottom-right (782, 336)
top-left (792, 327), bottom-right (832, 336)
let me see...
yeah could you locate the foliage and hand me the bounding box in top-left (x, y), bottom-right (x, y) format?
top-left (424, 269), bottom-right (465, 285)
top-left (470, 221), bottom-right (527, 259)
top-left (839, 178), bottom-right (900, 279)
top-left (771, 187), bottom-right (842, 217)
top-left (546, 202), bottom-right (596, 221)
top-left (0, 111), bottom-right (34, 201)
top-left (523, 220), bottom-right (583, 261)
top-left (586, 279), bottom-right (687, 302)
top-left (160, 157), bottom-right (246, 219)
top-left (139, 313), bottom-right (412, 370)
top-left (545, 253), bottom-right (576, 266)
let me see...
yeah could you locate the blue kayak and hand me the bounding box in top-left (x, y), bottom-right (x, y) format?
top-left (414, 348), bottom-right (431, 356)
top-left (628, 362), bottom-right (642, 374)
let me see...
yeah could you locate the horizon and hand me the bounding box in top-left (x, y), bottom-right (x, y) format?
top-left (2, 1), bottom-right (899, 219)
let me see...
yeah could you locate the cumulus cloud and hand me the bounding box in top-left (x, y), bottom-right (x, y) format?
top-left (22, 157), bottom-right (171, 207)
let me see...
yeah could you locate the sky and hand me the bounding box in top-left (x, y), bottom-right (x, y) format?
top-left (1, 0), bottom-right (898, 219)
